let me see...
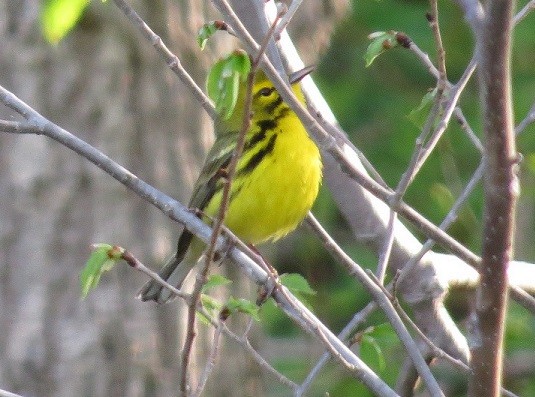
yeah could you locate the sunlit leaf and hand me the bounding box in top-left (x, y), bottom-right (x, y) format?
top-left (41, 0), bottom-right (90, 44)
top-left (202, 274), bottom-right (232, 293)
top-left (80, 244), bottom-right (123, 298)
top-left (364, 31), bottom-right (399, 67)
top-left (197, 21), bottom-right (223, 50)
top-left (206, 50), bottom-right (251, 120)
top-left (224, 297), bottom-right (260, 321)
top-left (407, 87), bottom-right (438, 128)
top-left (280, 273), bottom-right (316, 296)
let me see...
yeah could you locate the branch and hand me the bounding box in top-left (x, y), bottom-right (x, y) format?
top-left (0, 389), bottom-right (23, 397)
top-left (468, 0), bottom-right (518, 394)
top-left (306, 214), bottom-right (444, 396)
top-left (191, 325), bottom-right (222, 397)
top-left (112, 0), bottom-right (217, 120)
top-left (513, 0), bottom-right (535, 24)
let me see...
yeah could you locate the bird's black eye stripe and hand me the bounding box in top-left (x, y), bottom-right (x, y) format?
top-left (258, 87), bottom-right (275, 97)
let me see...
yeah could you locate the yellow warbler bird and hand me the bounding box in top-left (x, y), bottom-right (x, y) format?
top-left (139, 66), bottom-right (322, 303)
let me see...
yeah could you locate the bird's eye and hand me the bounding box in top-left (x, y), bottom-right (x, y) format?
top-left (259, 87), bottom-right (274, 97)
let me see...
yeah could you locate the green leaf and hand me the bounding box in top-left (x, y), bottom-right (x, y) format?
top-left (197, 21), bottom-right (220, 50)
top-left (279, 273), bottom-right (316, 309)
top-left (199, 294), bottom-right (223, 325)
top-left (202, 274), bottom-right (232, 293)
top-left (80, 244), bottom-right (123, 298)
top-left (407, 87), bottom-right (438, 129)
top-left (201, 294), bottom-right (222, 313)
top-left (224, 297), bottom-right (260, 321)
top-left (357, 324), bottom-right (392, 372)
top-left (206, 50), bottom-right (251, 120)
top-left (525, 153), bottom-right (535, 175)
top-left (361, 334), bottom-right (386, 372)
top-left (41, 0), bottom-right (90, 44)
top-left (364, 31), bottom-right (399, 67)
top-left (280, 273), bottom-right (316, 296)
top-left (430, 183), bottom-right (454, 212)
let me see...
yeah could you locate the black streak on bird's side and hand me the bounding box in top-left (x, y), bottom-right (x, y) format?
top-left (256, 119), bottom-right (277, 134)
top-left (239, 134), bottom-right (277, 176)
top-left (242, 118), bottom-right (276, 154)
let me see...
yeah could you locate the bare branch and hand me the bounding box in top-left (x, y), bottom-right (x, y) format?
top-left (297, 303), bottom-right (378, 395)
top-left (468, 0), bottom-right (518, 393)
top-left (272, 0), bottom-right (302, 40)
top-left (221, 324), bottom-right (299, 391)
top-left (111, 0), bottom-right (217, 120)
top-left (192, 326), bottom-right (222, 397)
top-left (376, 210), bottom-right (397, 283)
top-left (513, 0), bottom-right (535, 24)
top-left (305, 214), bottom-right (444, 396)
top-left (515, 100), bottom-right (535, 135)
top-left (122, 250), bottom-right (191, 301)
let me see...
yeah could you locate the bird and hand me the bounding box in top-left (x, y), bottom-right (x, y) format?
top-left (139, 66), bottom-right (322, 303)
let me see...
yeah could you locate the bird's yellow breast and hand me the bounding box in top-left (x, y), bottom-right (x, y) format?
top-left (205, 109), bottom-right (322, 244)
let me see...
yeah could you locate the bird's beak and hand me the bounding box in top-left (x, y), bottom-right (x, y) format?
top-left (289, 65), bottom-right (315, 84)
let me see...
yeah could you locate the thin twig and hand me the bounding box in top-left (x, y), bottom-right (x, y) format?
top-left (375, 210), bottom-right (397, 283)
top-left (125, 249), bottom-right (297, 393)
top-left (428, 0), bottom-right (448, 89)
top-left (454, 106), bottom-right (484, 153)
top-left (121, 249), bottom-right (191, 301)
top-left (406, 40), bottom-right (483, 152)
top-left (192, 325), bottom-right (223, 397)
top-left (272, 0), bottom-right (302, 40)
top-left (305, 214), bottom-right (444, 396)
top-left (201, 1), bottom-right (285, 295)
top-left (192, 307), bottom-right (299, 392)
top-left (515, 100), bottom-right (535, 135)
top-left (0, 86), bottom-right (391, 397)
top-left (395, 59), bottom-right (476, 197)
top-left (269, 284), bottom-right (398, 396)
top-left (180, 46), bottom-right (254, 397)
top-left (0, 390), bottom-right (23, 397)
top-left (0, 120), bottom-right (40, 134)
top-left (111, 0), bottom-right (217, 120)
top-left (395, 0), bottom-right (448, 201)
top-left (215, 0), bottom-right (484, 293)
top-left (513, 0), bottom-right (535, 24)
top-left (396, 161), bottom-right (485, 287)
top-left (413, 60), bottom-right (476, 171)
top-left (219, 320), bottom-right (299, 390)
top-left (296, 302), bottom-right (378, 396)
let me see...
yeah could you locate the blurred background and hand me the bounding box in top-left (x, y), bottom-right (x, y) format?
top-left (0, 0), bottom-right (534, 396)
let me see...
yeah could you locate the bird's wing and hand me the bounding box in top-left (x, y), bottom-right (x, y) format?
top-left (188, 126), bottom-right (237, 211)
top-left (174, 127), bottom-right (237, 259)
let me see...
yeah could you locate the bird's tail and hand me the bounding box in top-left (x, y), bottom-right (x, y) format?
top-left (137, 252), bottom-right (196, 303)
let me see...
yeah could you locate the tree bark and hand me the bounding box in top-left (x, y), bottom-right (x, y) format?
top-left (468, 0), bottom-right (517, 395)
